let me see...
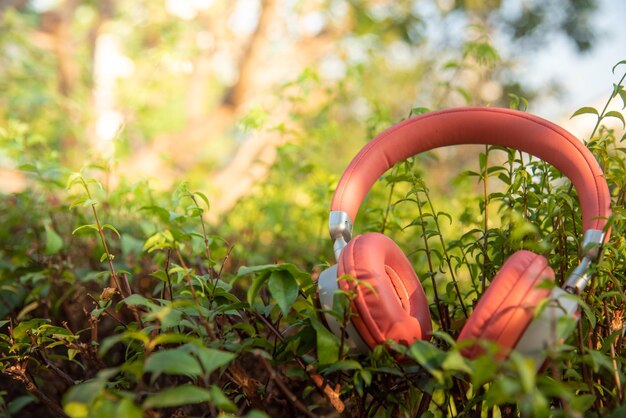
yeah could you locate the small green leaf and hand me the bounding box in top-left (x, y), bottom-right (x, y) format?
top-left (72, 224), bottom-right (99, 235)
top-left (409, 107), bottom-right (430, 117)
top-left (102, 224), bottom-right (121, 239)
top-left (247, 271), bottom-right (270, 307)
top-left (209, 385), bottom-right (236, 412)
top-left (64, 402), bottom-right (89, 418)
top-left (243, 411), bottom-right (271, 418)
top-left (194, 191), bottom-right (210, 211)
top-left (267, 269), bottom-right (298, 315)
top-left (142, 385), bottom-right (211, 409)
top-left (605, 111), bottom-right (625, 128)
top-left (471, 355), bottom-right (498, 387)
top-left (571, 107), bottom-right (599, 118)
top-left (69, 197), bottom-right (88, 209)
top-left (612, 59), bottom-right (626, 74)
top-left (86, 178), bottom-right (104, 191)
top-left (441, 350), bottom-right (471, 374)
top-left (123, 294), bottom-right (157, 309)
top-left (7, 395), bottom-right (36, 415)
top-left (18, 163), bottom-right (37, 172)
top-left (322, 360), bottom-right (362, 374)
top-left (310, 318), bottom-right (339, 365)
top-left (180, 344), bottom-right (235, 376)
top-left (44, 222), bottom-right (63, 255)
top-left (66, 172), bottom-right (84, 190)
top-left (618, 88), bottom-right (626, 109)
top-left (144, 349), bottom-right (203, 379)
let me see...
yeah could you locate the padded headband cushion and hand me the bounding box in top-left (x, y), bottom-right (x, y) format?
top-left (457, 250), bottom-right (554, 359)
top-left (337, 232), bottom-right (432, 347)
top-left (330, 107), bottom-right (610, 233)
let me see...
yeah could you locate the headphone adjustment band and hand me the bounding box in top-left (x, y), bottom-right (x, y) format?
top-left (565, 229), bottom-right (605, 293)
top-left (330, 211), bottom-right (353, 261)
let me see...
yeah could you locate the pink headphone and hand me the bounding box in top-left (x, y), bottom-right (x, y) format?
top-left (318, 107), bottom-right (611, 365)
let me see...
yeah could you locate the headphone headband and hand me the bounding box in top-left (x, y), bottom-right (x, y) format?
top-left (330, 107), bottom-right (611, 234)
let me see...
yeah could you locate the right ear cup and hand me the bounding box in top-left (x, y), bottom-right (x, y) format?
top-left (337, 232), bottom-right (432, 348)
top-left (457, 250), bottom-right (555, 359)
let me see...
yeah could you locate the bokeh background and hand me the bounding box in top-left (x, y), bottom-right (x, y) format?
top-left (1, 0), bottom-right (625, 267)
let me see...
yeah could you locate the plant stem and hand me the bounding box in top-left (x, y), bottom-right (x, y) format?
top-left (589, 71), bottom-right (626, 140)
top-left (90, 204), bottom-right (122, 293)
top-left (413, 182), bottom-right (450, 331)
top-left (482, 145), bottom-right (490, 293)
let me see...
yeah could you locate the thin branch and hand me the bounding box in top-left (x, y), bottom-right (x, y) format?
top-left (256, 352), bottom-right (318, 418)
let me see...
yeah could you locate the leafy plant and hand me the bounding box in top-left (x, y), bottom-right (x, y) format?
top-left (1, 10), bottom-right (625, 416)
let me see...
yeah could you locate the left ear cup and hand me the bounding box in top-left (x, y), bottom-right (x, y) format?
top-left (457, 250), bottom-right (555, 359)
top-left (337, 232), bottom-right (432, 348)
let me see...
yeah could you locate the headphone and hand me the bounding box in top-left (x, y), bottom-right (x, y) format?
top-left (317, 107), bottom-right (611, 366)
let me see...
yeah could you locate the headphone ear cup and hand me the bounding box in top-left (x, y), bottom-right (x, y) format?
top-left (457, 250), bottom-right (554, 359)
top-left (337, 232), bottom-right (432, 348)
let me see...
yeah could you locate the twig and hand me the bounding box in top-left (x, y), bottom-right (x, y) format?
top-left (482, 144), bottom-right (490, 294)
top-left (5, 362), bottom-right (67, 418)
top-left (256, 352), bottom-right (318, 418)
top-left (175, 249), bottom-right (216, 341)
top-left (26, 331), bottom-right (74, 386)
top-left (604, 299), bottom-right (623, 402)
top-left (254, 313), bottom-right (345, 413)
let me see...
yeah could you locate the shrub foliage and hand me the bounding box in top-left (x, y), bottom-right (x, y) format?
top-left (1, 58), bottom-right (626, 418)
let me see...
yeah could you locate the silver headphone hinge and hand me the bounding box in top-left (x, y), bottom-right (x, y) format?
top-left (329, 211), bottom-right (353, 261)
top-left (564, 229), bottom-right (605, 293)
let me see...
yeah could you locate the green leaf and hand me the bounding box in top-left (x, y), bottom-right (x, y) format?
top-left (267, 269), bottom-right (298, 315)
top-left (99, 252), bottom-right (110, 262)
top-left (69, 197), bottom-right (88, 209)
top-left (247, 271), bottom-right (270, 307)
top-left (102, 224), bottom-right (121, 239)
top-left (510, 353), bottom-right (536, 393)
top-left (180, 344), bottom-right (235, 376)
top-left (140, 206), bottom-right (170, 222)
top-left (72, 224), bottom-right (99, 235)
top-left (322, 360), bottom-right (362, 374)
top-left (471, 355), bottom-right (498, 387)
top-left (612, 59), bottom-right (626, 74)
top-left (310, 318), bottom-right (339, 365)
top-left (144, 349), bottom-right (203, 380)
top-left (605, 111), bottom-right (625, 128)
top-left (142, 385), bottom-right (211, 409)
top-left (64, 402), bottom-right (89, 418)
top-left (193, 191), bottom-right (210, 211)
top-left (409, 107), bottom-right (430, 117)
top-left (123, 294), bottom-right (157, 309)
top-left (7, 395), bottom-right (36, 415)
top-left (441, 350), bottom-right (471, 374)
top-left (570, 393), bottom-right (596, 412)
top-left (66, 172), bottom-right (84, 190)
top-left (243, 411), bottom-right (271, 418)
top-left (63, 369), bottom-right (118, 406)
top-left (148, 331), bottom-right (188, 345)
top-left (209, 385), bottom-right (236, 412)
top-left (408, 341), bottom-right (445, 383)
top-left (618, 88), bottom-right (626, 109)
top-left (571, 107), bottom-right (599, 118)
top-left (44, 222), bottom-right (63, 255)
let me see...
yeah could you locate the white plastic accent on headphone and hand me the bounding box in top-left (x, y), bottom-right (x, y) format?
top-left (317, 265), bottom-right (370, 354)
top-left (514, 287), bottom-right (579, 370)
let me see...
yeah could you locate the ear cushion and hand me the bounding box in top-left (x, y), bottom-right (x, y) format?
top-left (457, 250), bottom-right (554, 359)
top-left (337, 232), bottom-right (432, 348)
